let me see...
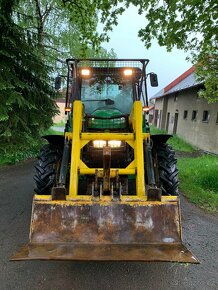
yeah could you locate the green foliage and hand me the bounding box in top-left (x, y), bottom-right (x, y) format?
top-left (1, 142), bottom-right (42, 166)
top-left (13, 0), bottom-right (117, 85)
top-left (62, 0), bottom-right (125, 49)
top-left (63, 0), bottom-right (217, 101)
top-left (14, 1), bottom-right (117, 62)
top-left (178, 155), bottom-right (218, 211)
top-left (0, 0), bottom-right (117, 165)
top-left (135, 0), bottom-right (218, 102)
top-left (196, 51), bottom-right (218, 103)
top-left (0, 0), bottom-right (58, 153)
top-left (0, 127), bottom-right (63, 166)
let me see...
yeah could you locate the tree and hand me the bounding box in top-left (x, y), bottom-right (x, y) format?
top-left (136, 0), bottom-right (218, 103)
top-left (14, 0), bottom-right (116, 74)
top-left (0, 0), bottom-right (58, 152)
top-left (0, 0), bottom-right (117, 153)
top-left (64, 0), bottom-right (218, 102)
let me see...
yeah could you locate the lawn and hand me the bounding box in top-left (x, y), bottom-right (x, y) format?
top-left (52, 120), bottom-right (65, 127)
top-left (178, 155), bottom-right (218, 212)
top-left (151, 125), bottom-right (218, 212)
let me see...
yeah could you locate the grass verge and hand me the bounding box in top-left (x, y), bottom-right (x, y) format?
top-left (150, 125), bottom-right (195, 152)
top-left (44, 128), bottom-right (63, 135)
top-left (178, 155), bottom-right (218, 212)
top-left (52, 120), bottom-right (65, 127)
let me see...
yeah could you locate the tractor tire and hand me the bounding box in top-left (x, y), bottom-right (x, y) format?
top-left (153, 143), bottom-right (179, 196)
top-left (34, 144), bottom-right (62, 194)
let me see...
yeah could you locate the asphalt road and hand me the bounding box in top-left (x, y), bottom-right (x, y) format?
top-left (0, 160), bottom-right (217, 290)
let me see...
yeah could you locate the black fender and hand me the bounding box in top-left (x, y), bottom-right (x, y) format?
top-left (42, 135), bottom-right (65, 147)
top-left (150, 134), bottom-right (173, 146)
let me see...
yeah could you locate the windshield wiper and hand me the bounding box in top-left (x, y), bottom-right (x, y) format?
top-left (82, 98), bottom-right (114, 105)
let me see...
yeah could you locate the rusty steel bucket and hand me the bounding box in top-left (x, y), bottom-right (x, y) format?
top-left (11, 199), bottom-right (198, 263)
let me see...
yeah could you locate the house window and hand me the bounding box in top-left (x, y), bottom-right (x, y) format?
top-left (216, 113), bottom-right (218, 124)
top-left (192, 110), bottom-right (197, 121)
top-left (202, 110), bottom-right (209, 122)
top-left (174, 94), bottom-right (178, 102)
top-left (183, 110), bottom-right (188, 120)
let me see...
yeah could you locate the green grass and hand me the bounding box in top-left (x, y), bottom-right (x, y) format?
top-left (150, 125), bottom-right (166, 134)
top-left (167, 136), bottom-right (195, 152)
top-left (178, 155), bottom-right (218, 212)
top-left (43, 128), bottom-right (63, 135)
top-left (150, 125), bottom-right (195, 152)
top-left (52, 120), bottom-right (65, 127)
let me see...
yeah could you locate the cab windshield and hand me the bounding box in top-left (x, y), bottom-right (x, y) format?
top-left (81, 78), bottom-right (133, 115)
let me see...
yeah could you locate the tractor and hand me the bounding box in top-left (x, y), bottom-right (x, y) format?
top-left (12, 59), bottom-right (197, 262)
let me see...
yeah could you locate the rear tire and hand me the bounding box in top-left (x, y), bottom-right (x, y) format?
top-left (153, 143), bottom-right (179, 196)
top-left (34, 144), bottom-right (62, 194)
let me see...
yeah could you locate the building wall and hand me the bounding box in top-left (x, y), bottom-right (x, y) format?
top-left (153, 89), bottom-right (218, 154)
top-left (53, 100), bottom-right (67, 123)
top-left (153, 98), bottom-right (163, 128)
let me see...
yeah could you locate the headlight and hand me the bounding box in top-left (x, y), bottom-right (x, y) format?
top-left (92, 140), bottom-right (122, 148)
top-left (108, 140), bottom-right (122, 148)
top-left (93, 140), bottom-right (106, 148)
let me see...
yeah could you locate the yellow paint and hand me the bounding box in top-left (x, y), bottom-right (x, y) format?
top-left (79, 168), bottom-right (135, 176)
top-left (132, 101), bottom-right (146, 198)
top-left (81, 133), bottom-right (134, 141)
top-left (34, 194), bottom-right (179, 204)
top-left (37, 100), bottom-right (152, 200)
top-left (65, 132), bottom-right (73, 141)
top-left (69, 101), bottom-right (83, 197)
top-left (126, 140), bottom-right (134, 148)
top-left (33, 196), bottom-right (179, 206)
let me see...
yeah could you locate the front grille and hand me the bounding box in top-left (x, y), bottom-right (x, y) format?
top-left (85, 115), bottom-right (129, 131)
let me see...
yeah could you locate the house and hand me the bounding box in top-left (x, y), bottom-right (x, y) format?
top-left (53, 97), bottom-right (67, 124)
top-left (151, 66), bottom-right (218, 154)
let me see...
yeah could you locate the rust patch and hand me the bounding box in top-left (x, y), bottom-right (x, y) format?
top-left (12, 200), bottom-right (198, 263)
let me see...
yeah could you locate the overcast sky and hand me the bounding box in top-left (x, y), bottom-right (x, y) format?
top-left (101, 6), bottom-right (192, 98)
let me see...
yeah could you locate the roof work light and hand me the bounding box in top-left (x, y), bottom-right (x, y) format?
top-left (123, 69), bottom-right (133, 76)
top-left (81, 69), bottom-right (91, 77)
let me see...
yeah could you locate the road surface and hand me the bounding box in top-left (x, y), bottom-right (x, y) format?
top-left (0, 160), bottom-right (217, 290)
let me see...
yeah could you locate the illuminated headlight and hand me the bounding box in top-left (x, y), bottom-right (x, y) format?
top-left (93, 140), bottom-right (106, 148)
top-left (81, 68), bottom-right (90, 76)
top-left (93, 140), bottom-right (122, 148)
top-left (108, 140), bottom-right (122, 148)
top-left (123, 69), bottom-right (133, 76)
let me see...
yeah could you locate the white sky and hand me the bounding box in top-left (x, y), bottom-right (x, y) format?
top-left (101, 6), bottom-right (192, 98)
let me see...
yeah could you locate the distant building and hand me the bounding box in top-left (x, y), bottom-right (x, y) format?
top-left (151, 67), bottom-right (218, 154)
top-left (53, 97), bottom-right (66, 124)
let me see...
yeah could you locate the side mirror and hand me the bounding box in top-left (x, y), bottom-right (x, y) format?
top-left (150, 73), bottom-right (158, 87)
top-left (55, 76), bottom-right (61, 90)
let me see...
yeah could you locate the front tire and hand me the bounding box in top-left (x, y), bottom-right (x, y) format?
top-left (153, 143), bottom-right (179, 196)
top-left (34, 144), bottom-right (62, 194)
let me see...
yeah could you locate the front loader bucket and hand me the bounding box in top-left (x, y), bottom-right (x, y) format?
top-left (12, 199), bottom-right (198, 263)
